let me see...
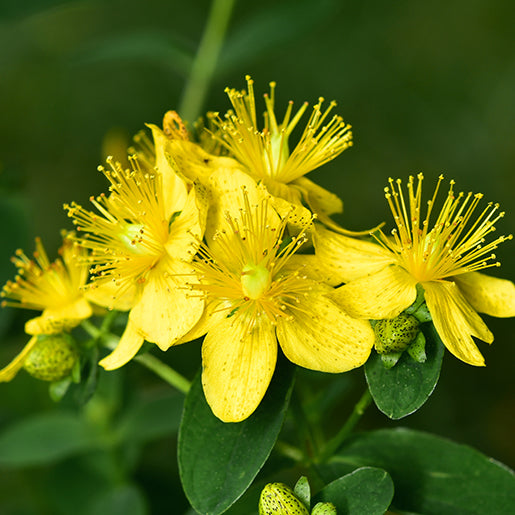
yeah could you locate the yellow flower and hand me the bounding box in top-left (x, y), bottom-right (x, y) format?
top-left (209, 76), bottom-right (352, 228)
top-left (183, 181), bottom-right (374, 422)
top-left (0, 234), bottom-right (93, 381)
top-left (64, 154), bottom-right (207, 369)
top-left (316, 174), bottom-right (515, 366)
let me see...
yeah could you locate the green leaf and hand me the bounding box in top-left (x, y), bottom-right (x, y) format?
top-left (322, 428), bottom-right (515, 515)
top-left (365, 323), bottom-right (444, 419)
top-left (178, 359), bottom-right (295, 515)
top-left (313, 467), bottom-right (393, 515)
top-left (0, 192), bottom-right (30, 337)
top-left (219, 0), bottom-right (340, 74)
top-left (72, 30), bottom-right (193, 77)
top-left (0, 412), bottom-right (99, 467)
top-left (117, 390), bottom-right (183, 444)
top-left (88, 484), bottom-right (148, 515)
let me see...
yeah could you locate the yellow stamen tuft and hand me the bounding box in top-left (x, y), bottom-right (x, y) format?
top-left (190, 190), bottom-right (313, 328)
top-left (374, 174), bottom-right (511, 282)
top-left (1, 235), bottom-right (88, 313)
top-left (210, 76), bottom-right (352, 184)
top-left (64, 155), bottom-right (170, 295)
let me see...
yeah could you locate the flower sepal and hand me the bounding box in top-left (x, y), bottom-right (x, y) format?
top-left (373, 313), bottom-right (427, 369)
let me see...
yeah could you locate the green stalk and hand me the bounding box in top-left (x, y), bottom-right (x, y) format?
top-left (317, 388), bottom-right (373, 463)
top-left (80, 320), bottom-right (191, 394)
top-left (134, 353), bottom-right (190, 394)
top-left (179, 0), bottom-right (237, 122)
top-left (290, 387), bottom-right (319, 460)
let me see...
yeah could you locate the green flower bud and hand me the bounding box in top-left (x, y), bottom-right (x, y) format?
top-left (23, 334), bottom-right (79, 382)
top-left (259, 483), bottom-right (310, 515)
top-left (311, 502), bottom-right (337, 515)
top-left (374, 313), bottom-right (419, 354)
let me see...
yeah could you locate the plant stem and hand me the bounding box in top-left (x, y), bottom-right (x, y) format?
top-left (317, 388), bottom-right (373, 463)
top-left (80, 320), bottom-right (191, 394)
top-left (290, 387), bottom-right (318, 460)
top-left (274, 441), bottom-right (305, 463)
top-left (81, 319), bottom-right (101, 339)
top-left (134, 353), bottom-right (190, 395)
top-left (178, 0), bottom-right (237, 122)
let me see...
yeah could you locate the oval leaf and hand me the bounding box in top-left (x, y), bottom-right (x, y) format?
top-left (0, 412), bottom-right (98, 467)
top-left (365, 323), bottom-right (444, 419)
top-left (219, 0), bottom-right (340, 74)
top-left (0, 192), bottom-right (30, 337)
top-left (88, 484), bottom-right (148, 515)
top-left (117, 390), bottom-right (183, 444)
top-left (323, 428), bottom-right (515, 515)
top-left (178, 359), bottom-right (295, 515)
top-left (313, 466), bottom-right (394, 515)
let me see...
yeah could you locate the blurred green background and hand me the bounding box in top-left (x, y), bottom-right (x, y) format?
top-left (0, 0), bottom-right (514, 513)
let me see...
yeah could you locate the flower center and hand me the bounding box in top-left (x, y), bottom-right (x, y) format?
top-left (118, 223), bottom-right (148, 255)
top-left (241, 263), bottom-right (271, 300)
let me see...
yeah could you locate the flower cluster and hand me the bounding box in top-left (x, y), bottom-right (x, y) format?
top-left (1, 77), bottom-right (514, 421)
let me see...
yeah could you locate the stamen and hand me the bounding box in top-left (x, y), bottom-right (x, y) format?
top-left (373, 175), bottom-right (511, 282)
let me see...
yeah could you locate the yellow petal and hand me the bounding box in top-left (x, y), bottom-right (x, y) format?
top-left (168, 135), bottom-right (242, 186)
top-left (129, 260), bottom-right (204, 351)
top-left (453, 272), bottom-right (515, 318)
top-left (293, 176), bottom-right (343, 216)
top-left (314, 226), bottom-right (395, 283)
top-left (276, 286), bottom-right (374, 372)
top-left (148, 124), bottom-right (189, 217)
top-left (206, 168), bottom-right (280, 241)
top-left (0, 336), bottom-right (38, 382)
top-left (330, 265), bottom-right (417, 320)
top-left (279, 255), bottom-right (341, 287)
top-left (202, 312), bottom-right (277, 422)
top-left (330, 265), bottom-right (418, 319)
top-left (99, 319), bottom-right (145, 370)
top-left (25, 298), bottom-right (93, 335)
top-left (165, 180), bottom-right (209, 259)
top-left (84, 282), bottom-right (137, 311)
top-left (270, 194), bottom-right (314, 231)
top-left (423, 280), bottom-right (493, 366)
top-left (176, 300), bottom-right (230, 344)
top-left (262, 177), bottom-right (303, 206)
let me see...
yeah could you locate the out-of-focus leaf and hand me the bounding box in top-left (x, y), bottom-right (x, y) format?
top-left (219, 0), bottom-right (341, 74)
top-left (117, 390), bottom-right (183, 444)
top-left (313, 467), bottom-right (393, 515)
top-left (72, 31), bottom-right (193, 77)
top-left (0, 193), bottom-right (31, 337)
top-left (88, 484), bottom-right (148, 515)
top-left (0, 412), bottom-right (99, 467)
top-left (322, 428), bottom-right (515, 515)
top-left (178, 359), bottom-right (295, 515)
top-left (365, 323), bottom-right (444, 419)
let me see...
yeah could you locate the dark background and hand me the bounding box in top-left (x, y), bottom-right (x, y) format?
top-left (0, 0), bottom-right (514, 512)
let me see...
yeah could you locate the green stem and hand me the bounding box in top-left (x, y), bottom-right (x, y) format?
top-left (134, 353), bottom-right (190, 395)
top-left (317, 388), bottom-right (373, 463)
top-left (81, 319), bottom-right (101, 339)
top-left (178, 0), bottom-right (237, 122)
top-left (290, 387), bottom-right (318, 460)
top-left (274, 441), bottom-right (305, 463)
top-left (80, 321), bottom-right (191, 394)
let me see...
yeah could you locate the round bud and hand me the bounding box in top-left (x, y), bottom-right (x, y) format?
top-left (311, 502), bottom-right (337, 515)
top-left (23, 334), bottom-right (79, 382)
top-left (259, 483), bottom-right (310, 515)
top-left (374, 313), bottom-right (420, 354)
